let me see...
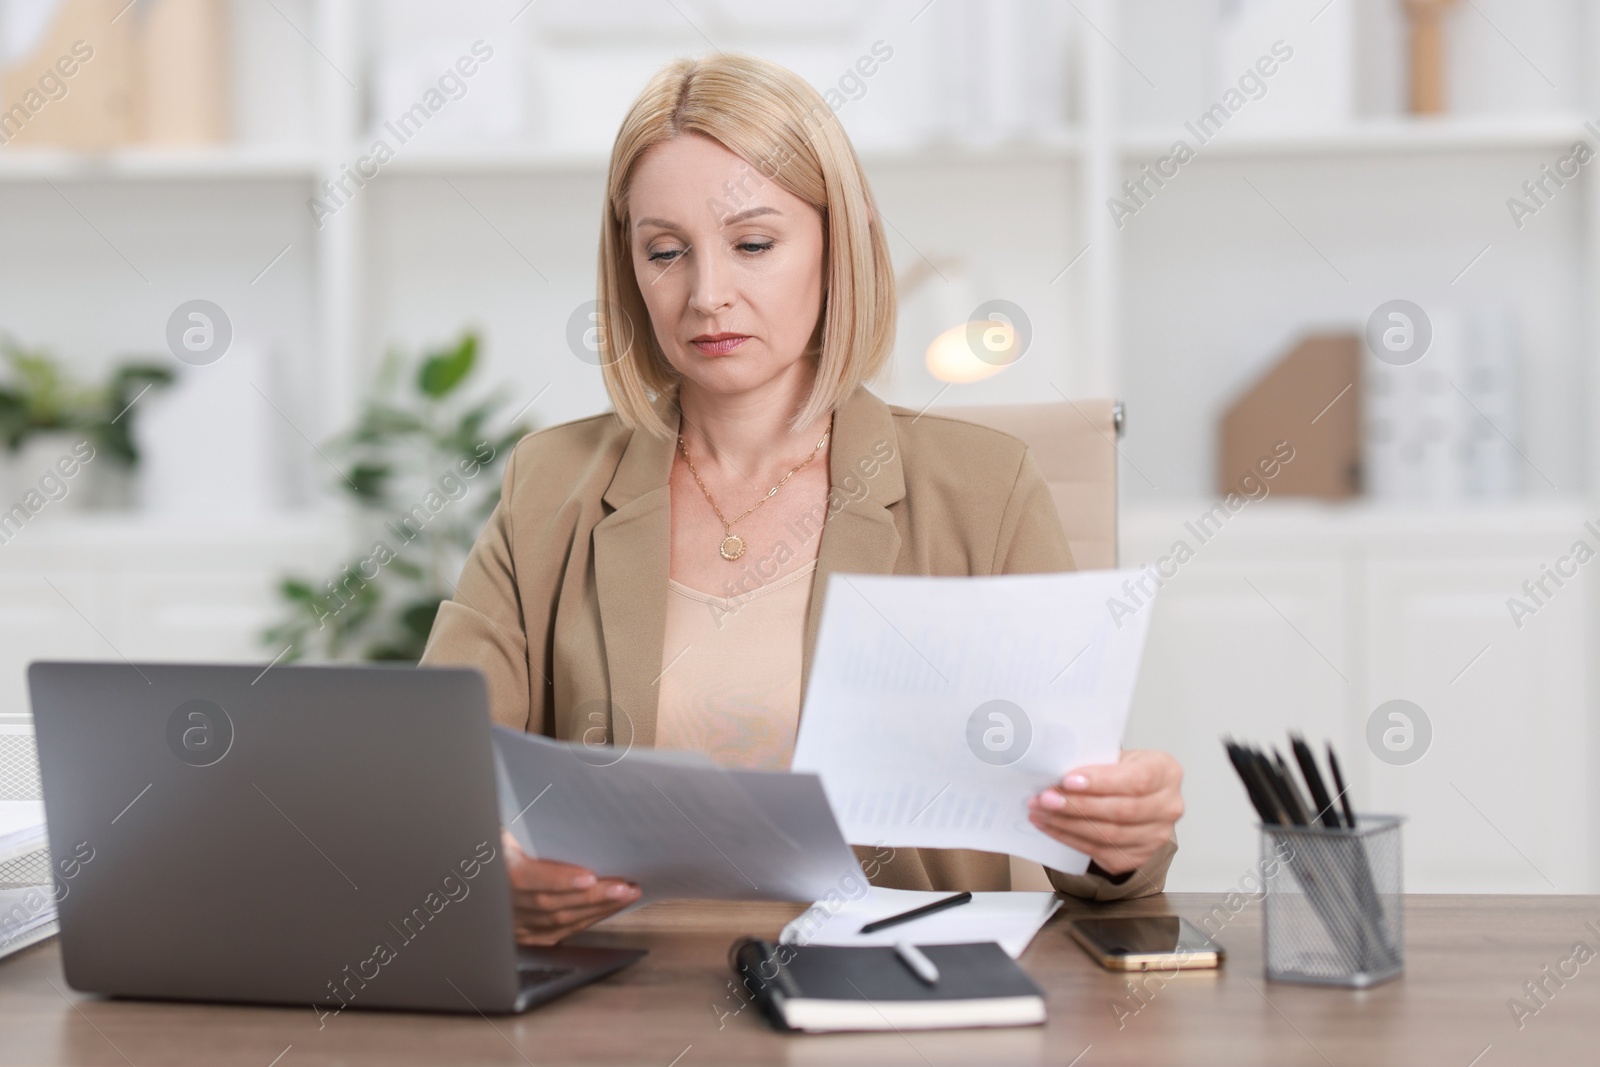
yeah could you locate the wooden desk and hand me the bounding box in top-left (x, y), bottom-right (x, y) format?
top-left (3, 893), bottom-right (1595, 1065)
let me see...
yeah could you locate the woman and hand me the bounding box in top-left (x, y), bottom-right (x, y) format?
top-left (421, 53), bottom-right (1183, 946)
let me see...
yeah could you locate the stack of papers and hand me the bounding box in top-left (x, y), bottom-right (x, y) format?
top-left (0, 799), bottom-right (56, 960)
top-left (0, 885), bottom-right (57, 959)
top-left (0, 800), bottom-right (46, 863)
top-left (780, 888), bottom-right (1063, 959)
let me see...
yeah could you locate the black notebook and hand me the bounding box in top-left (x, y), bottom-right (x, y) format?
top-left (729, 938), bottom-right (1046, 1033)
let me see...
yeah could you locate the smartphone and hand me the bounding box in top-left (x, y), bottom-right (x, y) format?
top-left (1068, 916), bottom-right (1225, 971)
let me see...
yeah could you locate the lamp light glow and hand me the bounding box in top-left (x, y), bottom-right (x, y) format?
top-left (924, 320), bottom-right (1018, 383)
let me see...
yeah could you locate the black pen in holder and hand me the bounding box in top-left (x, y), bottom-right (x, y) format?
top-left (1260, 815), bottom-right (1405, 988)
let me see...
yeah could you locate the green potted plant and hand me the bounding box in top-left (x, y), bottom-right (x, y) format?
top-left (0, 336), bottom-right (174, 510)
top-left (263, 330), bottom-right (532, 663)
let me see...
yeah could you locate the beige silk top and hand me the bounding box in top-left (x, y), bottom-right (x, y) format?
top-left (655, 559), bottom-right (818, 771)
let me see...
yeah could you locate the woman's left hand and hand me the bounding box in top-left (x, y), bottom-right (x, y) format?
top-left (1026, 749), bottom-right (1184, 876)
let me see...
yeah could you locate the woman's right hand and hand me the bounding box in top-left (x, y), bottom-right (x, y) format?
top-left (501, 830), bottom-right (641, 945)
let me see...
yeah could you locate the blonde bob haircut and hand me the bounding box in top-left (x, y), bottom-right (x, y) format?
top-left (597, 53), bottom-right (896, 439)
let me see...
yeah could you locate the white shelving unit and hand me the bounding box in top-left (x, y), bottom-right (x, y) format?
top-left (2, 0), bottom-right (1595, 444)
top-left (1092, 0), bottom-right (1600, 894)
top-left (0, 146), bottom-right (318, 181)
top-left (1120, 112), bottom-right (1598, 157)
top-left (1, 0), bottom-right (1596, 890)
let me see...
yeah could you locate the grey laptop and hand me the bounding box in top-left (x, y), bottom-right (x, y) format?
top-left (27, 661), bottom-right (644, 1014)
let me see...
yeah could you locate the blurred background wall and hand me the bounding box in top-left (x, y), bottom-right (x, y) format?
top-left (0, 0), bottom-right (1595, 893)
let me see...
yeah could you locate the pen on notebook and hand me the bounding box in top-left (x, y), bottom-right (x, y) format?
top-left (858, 891), bottom-right (972, 934)
top-left (894, 941), bottom-right (940, 986)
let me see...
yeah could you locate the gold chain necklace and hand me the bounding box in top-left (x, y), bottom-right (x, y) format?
top-left (677, 421), bottom-right (832, 561)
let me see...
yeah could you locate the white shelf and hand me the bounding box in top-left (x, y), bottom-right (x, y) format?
top-left (0, 144), bottom-right (318, 182)
top-left (12, 113), bottom-right (1580, 184)
top-left (17, 120), bottom-right (1562, 181)
top-left (1120, 113), bottom-right (1596, 160)
top-left (859, 129), bottom-right (1082, 167)
top-left (10, 113), bottom-right (1578, 185)
top-left (367, 131), bottom-right (1083, 177)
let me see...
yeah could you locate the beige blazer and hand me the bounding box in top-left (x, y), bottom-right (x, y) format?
top-left (421, 386), bottom-right (1175, 900)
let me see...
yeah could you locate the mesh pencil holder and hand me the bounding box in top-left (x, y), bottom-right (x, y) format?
top-left (1260, 815), bottom-right (1404, 988)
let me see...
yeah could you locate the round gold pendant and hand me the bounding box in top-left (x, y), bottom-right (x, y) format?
top-left (719, 534), bottom-right (746, 561)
